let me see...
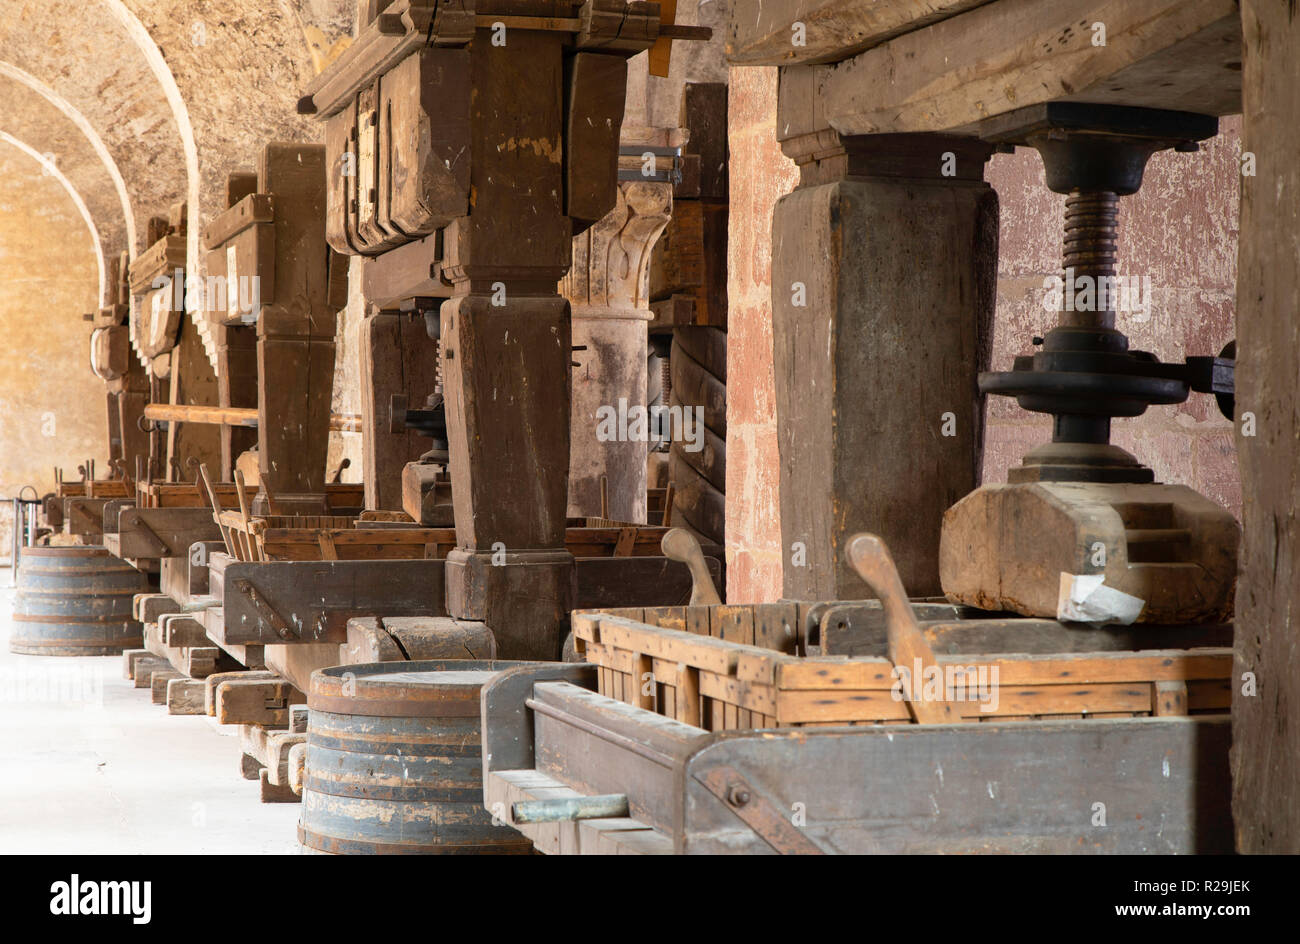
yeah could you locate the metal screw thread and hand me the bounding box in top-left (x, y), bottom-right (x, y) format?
top-left (1061, 190), bottom-right (1119, 330)
top-left (661, 355), bottom-right (672, 405)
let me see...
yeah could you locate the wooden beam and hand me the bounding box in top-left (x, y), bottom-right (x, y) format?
top-left (813, 0), bottom-right (1240, 138)
top-left (1233, 0), bottom-right (1300, 854)
top-left (725, 0), bottom-right (987, 66)
top-left (143, 403), bottom-right (360, 431)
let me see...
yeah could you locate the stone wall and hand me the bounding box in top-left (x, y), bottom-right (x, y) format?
top-left (0, 143), bottom-right (107, 558)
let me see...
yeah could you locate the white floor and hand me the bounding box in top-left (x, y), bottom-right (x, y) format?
top-left (0, 585), bottom-right (300, 854)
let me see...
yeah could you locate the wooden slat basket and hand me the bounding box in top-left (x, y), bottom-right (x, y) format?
top-left (571, 603), bottom-right (1233, 731)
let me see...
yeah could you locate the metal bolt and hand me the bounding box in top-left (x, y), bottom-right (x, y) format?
top-left (726, 784), bottom-right (751, 807)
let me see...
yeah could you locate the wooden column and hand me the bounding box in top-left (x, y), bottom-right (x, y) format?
top-left (772, 71), bottom-right (997, 599)
top-left (564, 178), bottom-right (672, 522)
top-left (441, 29), bottom-right (576, 661)
top-left (215, 323), bottom-right (258, 479)
top-left (358, 310), bottom-right (439, 510)
top-left (254, 144), bottom-right (336, 512)
top-left (1233, 0), bottom-right (1300, 854)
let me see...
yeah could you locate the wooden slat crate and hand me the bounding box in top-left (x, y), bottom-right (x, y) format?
top-left (215, 512), bottom-right (451, 562)
top-left (571, 606), bottom-right (1232, 731)
top-left (137, 481), bottom-right (365, 509)
top-left (56, 480), bottom-right (131, 500)
top-left (212, 518), bottom-right (691, 564)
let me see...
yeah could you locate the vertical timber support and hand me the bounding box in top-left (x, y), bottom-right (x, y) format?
top-left (441, 29), bottom-right (576, 661)
top-left (255, 144), bottom-right (336, 514)
top-left (565, 177), bottom-right (672, 522)
top-left (215, 324), bottom-right (258, 480)
top-left (771, 69), bottom-right (997, 599)
top-left (359, 310), bottom-right (439, 511)
top-left (1233, 0), bottom-right (1300, 853)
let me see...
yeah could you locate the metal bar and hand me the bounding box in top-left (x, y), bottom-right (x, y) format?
top-left (511, 794), bottom-right (630, 824)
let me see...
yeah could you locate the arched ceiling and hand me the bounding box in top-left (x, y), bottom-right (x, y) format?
top-left (0, 0), bottom-right (351, 355)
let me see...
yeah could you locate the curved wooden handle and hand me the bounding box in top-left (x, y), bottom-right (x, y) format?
top-left (845, 533), bottom-right (957, 725)
top-left (661, 527), bottom-right (721, 606)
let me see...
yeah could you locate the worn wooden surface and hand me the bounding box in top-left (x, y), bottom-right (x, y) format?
top-left (214, 323), bottom-right (258, 478)
top-left (808, 0), bottom-right (1241, 136)
top-left (573, 556), bottom-right (721, 611)
top-left (725, 0), bottom-right (986, 66)
top-left (941, 481), bottom-right (1239, 624)
top-left (255, 143), bottom-right (336, 509)
top-left (359, 311), bottom-right (439, 510)
top-left (772, 133), bottom-right (996, 599)
top-left (482, 666), bottom-right (1231, 854)
top-left (574, 610), bottom-right (1231, 728)
top-left (211, 557), bottom-right (446, 645)
top-left (1233, 0), bottom-right (1300, 854)
top-left (676, 716), bottom-right (1231, 853)
top-left (113, 507), bottom-right (221, 559)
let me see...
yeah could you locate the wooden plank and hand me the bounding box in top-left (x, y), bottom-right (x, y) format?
top-left (256, 143), bottom-right (336, 504)
top-left (724, 0), bottom-right (986, 66)
top-left (775, 649), bottom-right (1233, 691)
top-left (681, 717), bottom-right (1231, 853)
top-left (573, 556), bottom-right (719, 610)
top-left (214, 558), bottom-right (446, 644)
top-left (359, 312), bottom-right (440, 510)
top-left (816, 0), bottom-right (1241, 137)
top-left (216, 677), bottom-right (304, 726)
top-left (167, 678), bottom-right (207, 715)
top-left (565, 51), bottom-right (627, 226)
top-left (381, 46), bottom-right (472, 235)
top-left (1233, 0), bottom-right (1300, 854)
top-left (115, 507), bottom-right (221, 559)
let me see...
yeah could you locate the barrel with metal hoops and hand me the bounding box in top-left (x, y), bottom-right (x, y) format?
top-left (299, 660), bottom-right (535, 855)
top-left (9, 546), bottom-right (149, 656)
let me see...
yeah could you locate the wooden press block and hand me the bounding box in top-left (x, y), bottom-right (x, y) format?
top-left (122, 649), bottom-right (150, 680)
top-left (133, 595), bottom-right (178, 624)
top-left (150, 669), bottom-right (183, 705)
top-left (132, 655), bottom-right (169, 688)
top-left (266, 732), bottom-right (307, 786)
top-left (287, 742), bottom-right (307, 796)
top-left (380, 46), bottom-right (471, 236)
top-left (258, 768), bottom-right (299, 804)
top-left (216, 677), bottom-right (305, 726)
top-left (167, 678), bottom-right (207, 715)
top-left (160, 613), bottom-right (208, 648)
top-left (204, 669), bottom-right (276, 716)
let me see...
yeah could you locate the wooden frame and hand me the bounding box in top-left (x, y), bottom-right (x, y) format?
top-left (572, 607), bottom-right (1231, 730)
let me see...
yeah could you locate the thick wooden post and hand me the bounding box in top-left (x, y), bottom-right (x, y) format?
top-left (771, 70), bottom-right (997, 599)
top-left (358, 310), bottom-right (439, 510)
top-left (564, 177), bottom-right (672, 522)
top-left (441, 29), bottom-right (576, 661)
top-left (254, 144), bottom-right (336, 511)
top-left (1232, 0), bottom-right (1300, 853)
top-left (215, 323), bottom-right (258, 479)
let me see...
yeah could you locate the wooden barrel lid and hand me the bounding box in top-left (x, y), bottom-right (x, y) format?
top-left (309, 660), bottom-right (533, 717)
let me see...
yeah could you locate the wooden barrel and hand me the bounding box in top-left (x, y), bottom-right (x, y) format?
top-left (10, 546), bottom-right (149, 656)
top-left (299, 660), bottom-right (534, 855)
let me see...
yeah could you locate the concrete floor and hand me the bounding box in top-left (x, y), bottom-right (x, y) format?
top-left (0, 585), bottom-right (300, 854)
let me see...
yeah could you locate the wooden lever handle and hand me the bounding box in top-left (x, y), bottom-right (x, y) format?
top-left (661, 527), bottom-right (721, 606)
top-left (845, 533), bottom-right (959, 725)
